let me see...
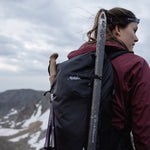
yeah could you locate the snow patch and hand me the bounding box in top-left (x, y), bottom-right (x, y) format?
top-left (28, 131), bottom-right (41, 150)
top-left (3, 108), bottom-right (18, 119)
top-left (8, 108), bottom-right (18, 116)
top-left (39, 109), bottom-right (50, 130)
top-left (22, 105), bottom-right (42, 128)
top-left (9, 133), bottom-right (29, 142)
top-left (0, 128), bottom-right (23, 136)
top-left (0, 120), bottom-right (9, 124)
top-left (16, 121), bottom-right (23, 126)
top-left (9, 120), bottom-right (16, 128)
top-left (36, 103), bottom-right (40, 108)
top-left (34, 138), bottom-right (45, 150)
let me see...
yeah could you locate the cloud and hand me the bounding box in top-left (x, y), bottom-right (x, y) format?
top-left (0, 62), bottom-right (20, 72)
top-left (0, 0), bottom-right (150, 91)
top-left (0, 35), bottom-right (20, 56)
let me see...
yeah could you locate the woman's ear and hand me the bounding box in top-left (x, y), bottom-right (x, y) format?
top-left (113, 25), bottom-right (120, 37)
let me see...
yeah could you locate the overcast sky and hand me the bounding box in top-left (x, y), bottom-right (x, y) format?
top-left (0, 0), bottom-right (150, 92)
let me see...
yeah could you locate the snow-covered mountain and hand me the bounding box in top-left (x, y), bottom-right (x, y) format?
top-left (0, 89), bottom-right (51, 150)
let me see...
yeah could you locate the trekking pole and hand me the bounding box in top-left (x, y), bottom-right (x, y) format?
top-left (87, 11), bottom-right (107, 150)
top-left (44, 53), bottom-right (58, 150)
top-left (49, 53), bottom-right (58, 85)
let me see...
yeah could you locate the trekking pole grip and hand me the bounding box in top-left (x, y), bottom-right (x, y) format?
top-left (49, 53), bottom-right (58, 85)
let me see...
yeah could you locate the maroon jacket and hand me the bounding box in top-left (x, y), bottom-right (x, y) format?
top-left (68, 42), bottom-right (150, 150)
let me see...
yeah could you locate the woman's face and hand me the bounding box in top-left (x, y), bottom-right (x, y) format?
top-left (115, 22), bottom-right (139, 52)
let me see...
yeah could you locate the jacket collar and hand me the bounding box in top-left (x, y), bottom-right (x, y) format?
top-left (68, 42), bottom-right (131, 59)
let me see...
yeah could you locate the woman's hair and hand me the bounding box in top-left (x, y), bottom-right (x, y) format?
top-left (87, 7), bottom-right (138, 49)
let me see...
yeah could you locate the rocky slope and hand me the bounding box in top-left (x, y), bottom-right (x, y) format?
top-left (0, 89), bottom-right (51, 150)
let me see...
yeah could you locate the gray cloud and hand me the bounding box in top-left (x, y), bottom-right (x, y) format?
top-left (0, 0), bottom-right (150, 91)
top-left (0, 35), bottom-right (22, 56)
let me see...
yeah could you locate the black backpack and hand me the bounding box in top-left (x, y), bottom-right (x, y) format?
top-left (45, 50), bottom-right (134, 150)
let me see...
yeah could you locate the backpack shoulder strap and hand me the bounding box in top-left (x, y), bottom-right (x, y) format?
top-left (108, 50), bottom-right (131, 60)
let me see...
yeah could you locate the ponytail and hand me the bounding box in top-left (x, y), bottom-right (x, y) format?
top-left (87, 9), bottom-right (107, 42)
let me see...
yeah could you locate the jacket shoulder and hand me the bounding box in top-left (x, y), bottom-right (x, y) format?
top-left (112, 52), bottom-right (149, 70)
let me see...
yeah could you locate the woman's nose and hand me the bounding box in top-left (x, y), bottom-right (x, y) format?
top-left (135, 35), bottom-right (139, 42)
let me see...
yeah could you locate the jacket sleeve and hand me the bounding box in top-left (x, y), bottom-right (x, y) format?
top-left (131, 59), bottom-right (150, 150)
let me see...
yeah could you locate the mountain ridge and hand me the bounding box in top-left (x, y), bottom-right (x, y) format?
top-left (0, 88), bottom-right (50, 150)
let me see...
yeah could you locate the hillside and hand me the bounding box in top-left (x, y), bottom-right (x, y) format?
top-left (0, 89), bottom-right (51, 150)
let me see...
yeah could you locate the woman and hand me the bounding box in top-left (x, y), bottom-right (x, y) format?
top-left (68, 7), bottom-right (150, 150)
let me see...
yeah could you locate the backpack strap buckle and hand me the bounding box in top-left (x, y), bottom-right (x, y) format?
top-left (93, 74), bottom-right (103, 80)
